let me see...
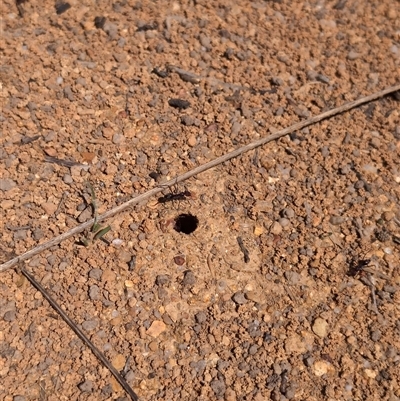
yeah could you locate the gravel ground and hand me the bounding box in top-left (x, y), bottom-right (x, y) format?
top-left (1, 0), bottom-right (399, 400)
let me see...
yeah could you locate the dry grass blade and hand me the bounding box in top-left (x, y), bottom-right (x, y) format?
top-left (0, 84), bottom-right (399, 273)
top-left (19, 266), bottom-right (140, 401)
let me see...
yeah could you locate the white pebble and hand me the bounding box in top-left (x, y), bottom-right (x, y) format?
top-left (112, 238), bottom-right (124, 247)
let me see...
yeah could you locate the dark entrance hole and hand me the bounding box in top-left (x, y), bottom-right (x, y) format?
top-left (174, 214), bottom-right (199, 234)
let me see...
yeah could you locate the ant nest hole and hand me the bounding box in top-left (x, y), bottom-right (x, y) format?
top-left (174, 214), bottom-right (199, 234)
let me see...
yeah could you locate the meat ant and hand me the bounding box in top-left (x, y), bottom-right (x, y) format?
top-left (347, 254), bottom-right (390, 281)
top-left (346, 250), bottom-right (391, 315)
top-left (157, 181), bottom-right (194, 207)
top-left (347, 257), bottom-right (372, 278)
top-left (158, 189), bottom-right (192, 204)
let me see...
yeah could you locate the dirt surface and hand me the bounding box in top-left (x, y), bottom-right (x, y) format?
top-left (1, 0), bottom-right (400, 400)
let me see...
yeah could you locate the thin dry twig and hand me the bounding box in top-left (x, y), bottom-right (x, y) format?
top-left (167, 64), bottom-right (252, 92)
top-left (19, 266), bottom-right (140, 401)
top-left (1, 83), bottom-right (399, 273)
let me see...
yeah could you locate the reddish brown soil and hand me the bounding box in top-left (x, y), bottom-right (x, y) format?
top-left (1, 0), bottom-right (399, 400)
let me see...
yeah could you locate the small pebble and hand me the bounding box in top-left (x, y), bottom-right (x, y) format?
top-left (282, 207), bottom-right (295, 219)
top-left (182, 270), bottom-right (196, 287)
top-left (187, 134), bottom-right (197, 147)
top-left (55, 2), bottom-right (71, 15)
top-left (210, 379), bottom-right (226, 397)
top-left (195, 311), bottom-right (207, 324)
top-left (361, 164), bottom-right (378, 174)
top-left (136, 151), bottom-right (147, 165)
top-left (232, 291), bottom-right (247, 305)
top-left (231, 121), bottom-right (242, 135)
top-left (285, 334), bottom-right (307, 354)
top-left (112, 354), bottom-right (126, 371)
top-left (102, 127), bottom-right (114, 139)
top-left (363, 368), bottom-right (377, 379)
top-left (112, 238), bottom-right (124, 247)
top-left (278, 218), bottom-right (290, 228)
top-left (254, 225), bottom-right (264, 236)
top-left (29, 257), bottom-right (41, 268)
top-left (313, 360), bottom-right (334, 376)
top-left (244, 290), bottom-right (262, 303)
top-left (370, 137), bottom-right (381, 148)
top-left (14, 230), bottom-right (28, 241)
top-left (146, 320), bottom-right (167, 337)
top-left (304, 356), bottom-right (314, 367)
top-left (284, 384), bottom-right (297, 399)
top-left (82, 320), bottom-right (98, 331)
top-left (284, 271), bottom-right (301, 285)
top-left (382, 211), bottom-right (395, 221)
top-left (68, 284), bottom-right (77, 296)
top-left (312, 318), bottom-right (329, 338)
top-left (118, 250), bottom-right (132, 263)
top-left (321, 146), bottom-right (330, 157)
top-left (347, 50), bottom-right (360, 60)
top-left (162, 313), bottom-right (174, 325)
top-left (78, 380), bottom-right (93, 392)
top-left (316, 74), bottom-right (330, 84)
top-left (174, 255), bottom-right (186, 266)
top-left (125, 370), bottom-right (135, 382)
top-left (124, 280), bottom-right (134, 289)
top-left (329, 216), bottom-right (345, 225)
top-left (199, 34), bottom-right (212, 49)
top-left (32, 228), bottom-right (44, 241)
top-left (249, 344), bottom-right (258, 355)
top-left (60, 261), bottom-right (70, 271)
top-left (101, 384), bottom-right (113, 397)
top-left (270, 221), bottom-right (283, 235)
top-left (77, 207), bottom-right (92, 223)
top-left (76, 77), bottom-right (86, 86)
top-left (340, 164), bottom-right (351, 175)
top-left (181, 115), bottom-right (195, 126)
top-left (89, 285), bottom-right (100, 300)
top-left (294, 106), bottom-right (310, 118)
top-left (46, 255), bottom-right (56, 266)
top-left (370, 330), bottom-right (381, 342)
top-left (354, 180), bottom-right (364, 189)
top-left (168, 98), bottom-right (191, 109)
top-left (63, 86), bottom-right (75, 101)
top-left (248, 320), bottom-right (262, 337)
top-left (41, 202), bottom-right (58, 215)
top-left (156, 274), bottom-right (170, 286)
top-left (89, 268), bottom-right (103, 280)
top-left (271, 76), bottom-right (284, 86)
top-left (3, 310), bottom-right (17, 322)
top-left (306, 70), bottom-right (318, 81)
top-left (63, 174), bottom-right (73, 184)
top-left (112, 133), bottom-right (125, 144)
top-left (383, 285), bottom-right (397, 294)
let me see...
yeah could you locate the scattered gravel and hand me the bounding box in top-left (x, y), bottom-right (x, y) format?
top-left (1, 1), bottom-right (399, 400)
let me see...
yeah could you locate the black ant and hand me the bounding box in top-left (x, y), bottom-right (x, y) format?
top-left (157, 180), bottom-right (194, 207)
top-left (347, 257), bottom-right (372, 278)
top-left (158, 189), bottom-right (192, 204)
top-left (345, 249), bottom-right (391, 315)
